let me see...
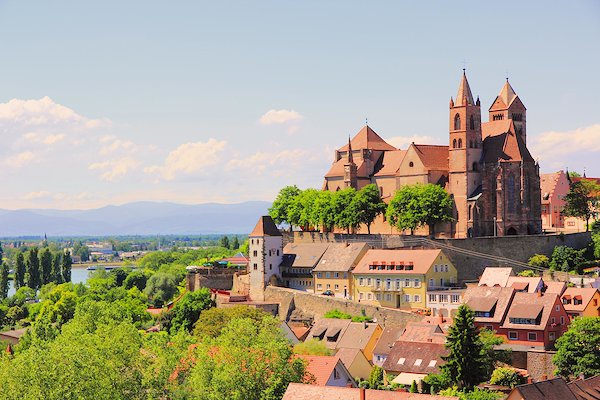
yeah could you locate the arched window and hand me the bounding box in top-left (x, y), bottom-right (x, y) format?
top-left (458, 139), bottom-right (462, 148)
top-left (454, 114), bottom-right (461, 130)
top-left (452, 139), bottom-right (457, 148)
top-left (409, 161), bottom-right (414, 167)
top-left (470, 115), bottom-right (475, 130)
top-left (507, 174), bottom-right (515, 212)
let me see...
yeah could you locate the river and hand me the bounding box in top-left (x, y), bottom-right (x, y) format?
top-left (7, 266), bottom-right (108, 297)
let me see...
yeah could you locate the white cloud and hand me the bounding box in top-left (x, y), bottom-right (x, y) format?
top-left (23, 191), bottom-right (52, 200)
top-left (89, 157), bottom-right (140, 181)
top-left (99, 138), bottom-right (135, 156)
top-left (23, 132), bottom-right (66, 145)
top-left (226, 149), bottom-right (308, 175)
top-left (145, 139), bottom-right (227, 181)
top-left (386, 134), bottom-right (437, 149)
top-left (530, 124), bottom-right (600, 160)
top-left (4, 151), bottom-right (36, 168)
top-left (259, 109), bottom-right (303, 125)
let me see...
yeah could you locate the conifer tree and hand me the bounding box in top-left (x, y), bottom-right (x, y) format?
top-left (62, 250), bottom-right (72, 283)
top-left (52, 252), bottom-right (63, 284)
top-left (231, 236), bottom-right (240, 250)
top-left (26, 247), bottom-right (41, 289)
top-left (440, 304), bottom-right (487, 390)
top-left (40, 248), bottom-right (53, 286)
top-left (15, 252), bottom-right (26, 288)
top-left (0, 262), bottom-right (9, 299)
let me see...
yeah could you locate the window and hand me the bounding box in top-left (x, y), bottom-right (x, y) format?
top-left (334, 284), bottom-right (339, 290)
top-left (549, 332), bottom-right (556, 341)
top-left (414, 279), bottom-right (420, 287)
top-left (376, 279), bottom-right (381, 289)
top-left (404, 294), bottom-right (411, 302)
top-left (326, 284), bottom-right (331, 289)
top-left (277, 250), bottom-right (280, 256)
top-left (367, 278), bottom-right (372, 286)
top-left (253, 250), bottom-right (258, 257)
top-left (429, 278), bottom-right (434, 287)
top-left (458, 138), bottom-right (462, 148)
top-left (397, 358), bottom-right (406, 365)
top-left (528, 332), bottom-right (537, 341)
top-left (368, 293), bottom-right (372, 300)
top-left (470, 115), bottom-right (475, 130)
top-left (325, 272), bottom-right (330, 278)
top-left (428, 360), bottom-right (437, 367)
top-left (253, 263), bottom-right (258, 270)
top-left (560, 316), bottom-right (565, 325)
top-left (509, 331), bottom-right (518, 340)
top-left (317, 272), bottom-right (322, 278)
top-left (334, 272), bottom-right (339, 278)
top-left (359, 278), bottom-right (364, 286)
top-left (269, 264), bottom-right (272, 270)
top-left (454, 113), bottom-right (461, 130)
top-left (551, 317), bottom-right (556, 324)
top-left (509, 317), bottom-right (537, 325)
top-left (409, 161), bottom-right (414, 167)
top-left (555, 305), bottom-right (560, 311)
top-left (376, 294), bottom-right (381, 300)
top-left (472, 162), bottom-right (478, 172)
top-left (386, 294), bottom-right (392, 302)
top-left (386, 279), bottom-right (391, 290)
top-left (333, 368), bottom-right (340, 379)
top-left (359, 293), bottom-right (364, 300)
top-left (396, 279), bottom-right (401, 289)
top-left (414, 359), bottom-right (422, 366)
top-left (317, 284), bottom-right (322, 289)
top-left (414, 295), bottom-right (421, 303)
top-left (434, 265), bottom-right (438, 272)
top-left (452, 139), bottom-right (457, 148)
top-left (451, 294), bottom-right (460, 303)
top-left (429, 294), bottom-right (437, 303)
top-left (405, 279), bottom-right (410, 287)
top-left (485, 325), bottom-right (493, 331)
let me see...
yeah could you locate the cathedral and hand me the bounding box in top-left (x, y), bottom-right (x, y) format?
top-left (323, 71), bottom-right (542, 238)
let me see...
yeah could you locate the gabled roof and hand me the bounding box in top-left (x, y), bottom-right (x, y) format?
top-left (454, 71), bottom-right (475, 107)
top-left (568, 375), bottom-right (600, 400)
top-left (324, 158), bottom-right (370, 178)
top-left (300, 355), bottom-right (350, 386)
top-left (463, 286), bottom-right (515, 324)
top-left (373, 326), bottom-right (404, 356)
top-left (506, 276), bottom-right (544, 293)
top-left (336, 322), bottom-right (381, 351)
top-left (281, 243), bottom-right (329, 269)
top-left (561, 288), bottom-right (600, 313)
top-left (544, 281), bottom-right (567, 295)
top-left (313, 242), bottom-right (370, 273)
top-left (374, 150), bottom-right (407, 176)
top-left (339, 125), bottom-right (397, 152)
top-left (249, 215), bottom-right (282, 237)
top-left (511, 377), bottom-right (578, 400)
top-left (540, 171), bottom-right (568, 203)
top-left (335, 347), bottom-right (364, 368)
top-left (482, 127), bottom-right (534, 163)
top-left (501, 292), bottom-right (560, 331)
top-left (307, 319), bottom-right (352, 349)
top-left (399, 322), bottom-right (446, 344)
top-left (283, 383), bottom-right (460, 400)
top-left (412, 144), bottom-right (449, 171)
top-left (482, 120), bottom-right (513, 139)
top-left (352, 249), bottom-right (444, 275)
top-left (382, 341), bottom-right (448, 374)
top-left (478, 267), bottom-right (514, 287)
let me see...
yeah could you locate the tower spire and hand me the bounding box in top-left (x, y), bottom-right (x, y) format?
top-left (455, 70), bottom-right (474, 106)
top-left (347, 136), bottom-right (354, 164)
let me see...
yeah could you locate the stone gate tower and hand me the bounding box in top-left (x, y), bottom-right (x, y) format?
top-left (248, 215), bottom-right (283, 301)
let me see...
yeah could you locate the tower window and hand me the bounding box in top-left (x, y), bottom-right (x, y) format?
top-left (454, 114), bottom-right (461, 130)
top-left (507, 174), bottom-right (516, 212)
top-left (470, 115), bottom-right (475, 130)
top-left (472, 162), bottom-right (478, 172)
top-left (493, 113), bottom-right (504, 121)
top-left (458, 139), bottom-right (462, 148)
top-left (452, 139), bottom-right (457, 149)
top-left (409, 161), bottom-right (414, 167)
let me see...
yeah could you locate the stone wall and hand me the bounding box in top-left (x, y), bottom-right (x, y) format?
top-left (264, 286), bottom-right (421, 328)
top-left (186, 270), bottom-right (235, 292)
top-left (527, 350), bottom-right (557, 382)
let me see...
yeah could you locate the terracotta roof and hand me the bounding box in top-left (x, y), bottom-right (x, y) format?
top-left (466, 297), bottom-right (499, 313)
top-left (282, 383), bottom-right (459, 400)
top-left (399, 322), bottom-right (446, 344)
top-left (335, 347), bottom-right (362, 367)
top-left (413, 144), bottom-right (449, 171)
top-left (339, 125), bottom-right (397, 152)
top-left (324, 158), bottom-right (369, 178)
top-left (544, 281), bottom-right (567, 295)
top-left (353, 249), bottom-right (443, 275)
top-left (498, 80), bottom-right (518, 107)
top-left (383, 341), bottom-right (448, 374)
top-left (0, 327), bottom-right (27, 339)
top-left (281, 243), bottom-right (329, 269)
top-left (478, 267), bottom-right (514, 287)
top-left (501, 292), bottom-right (559, 331)
top-left (336, 322), bottom-right (381, 351)
top-left (568, 375), bottom-right (600, 400)
top-left (561, 288), bottom-right (599, 313)
top-left (373, 326), bottom-right (404, 356)
top-left (374, 150), bottom-right (406, 176)
top-left (481, 120), bottom-right (513, 139)
top-left (511, 377), bottom-right (578, 400)
top-left (249, 215), bottom-right (282, 237)
top-left (454, 71), bottom-right (475, 107)
top-left (462, 286), bottom-right (515, 324)
top-left (540, 171), bottom-right (566, 204)
top-left (506, 276), bottom-right (544, 293)
top-left (307, 319), bottom-right (352, 349)
top-left (313, 242), bottom-right (370, 273)
top-left (300, 355), bottom-right (346, 386)
top-left (290, 325), bottom-right (310, 341)
top-left (482, 127), bottom-right (534, 163)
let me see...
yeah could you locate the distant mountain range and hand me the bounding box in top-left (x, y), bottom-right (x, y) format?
top-left (0, 201), bottom-right (272, 237)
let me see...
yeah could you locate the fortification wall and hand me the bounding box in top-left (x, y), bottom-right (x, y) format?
top-left (264, 286), bottom-right (421, 328)
top-left (186, 271), bottom-right (235, 292)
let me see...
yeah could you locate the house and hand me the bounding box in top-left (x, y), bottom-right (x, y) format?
top-left (383, 341), bottom-right (449, 385)
top-left (543, 281), bottom-right (567, 296)
top-left (282, 383), bottom-right (460, 400)
top-left (313, 242), bottom-right (370, 298)
top-left (335, 322), bottom-right (383, 360)
top-left (564, 176), bottom-right (600, 232)
top-left (300, 355), bottom-right (355, 387)
top-left (561, 287), bottom-right (600, 319)
top-left (478, 267), bottom-right (544, 293)
top-left (307, 319), bottom-right (351, 351)
top-left (336, 348), bottom-right (372, 380)
top-left (498, 292), bottom-right (569, 349)
top-left (567, 375), bottom-right (600, 400)
top-left (507, 377), bottom-right (578, 400)
top-left (372, 326), bottom-right (403, 366)
top-left (426, 288), bottom-right (464, 317)
top-left (219, 252), bottom-right (249, 268)
top-left (0, 327), bottom-right (27, 345)
top-left (352, 249), bottom-right (457, 310)
top-left (540, 170), bottom-right (570, 231)
top-left (280, 243), bottom-right (329, 291)
top-left (399, 322), bottom-right (446, 344)
top-left (463, 286), bottom-right (516, 332)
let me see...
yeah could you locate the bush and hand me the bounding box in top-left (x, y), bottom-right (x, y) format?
top-left (550, 246), bottom-right (585, 273)
top-left (144, 273), bottom-right (179, 307)
top-left (489, 367), bottom-right (524, 388)
top-left (293, 338), bottom-right (331, 356)
top-left (323, 309), bottom-right (352, 319)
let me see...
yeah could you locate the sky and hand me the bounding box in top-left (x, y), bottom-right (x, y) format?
top-left (0, 1), bottom-right (598, 210)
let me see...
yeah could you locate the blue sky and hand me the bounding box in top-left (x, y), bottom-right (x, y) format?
top-left (0, 1), bottom-right (598, 209)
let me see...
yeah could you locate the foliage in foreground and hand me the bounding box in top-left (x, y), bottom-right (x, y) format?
top-left (553, 316), bottom-right (600, 379)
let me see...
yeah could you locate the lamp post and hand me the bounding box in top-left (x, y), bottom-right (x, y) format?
top-left (493, 217), bottom-right (497, 237)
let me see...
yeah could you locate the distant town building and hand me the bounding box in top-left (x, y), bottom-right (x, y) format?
top-left (312, 242), bottom-right (370, 298)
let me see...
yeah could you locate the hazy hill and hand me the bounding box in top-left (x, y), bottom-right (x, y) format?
top-left (0, 201), bottom-right (271, 236)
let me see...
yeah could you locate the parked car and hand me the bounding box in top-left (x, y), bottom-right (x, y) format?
top-left (321, 290), bottom-right (334, 296)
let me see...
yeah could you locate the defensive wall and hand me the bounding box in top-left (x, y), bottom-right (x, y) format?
top-left (264, 286), bottom-right (421, 328)
top-left (288, 231), bottom-right (591, 282)
top-left (186, 268), bottom-right (236, 292)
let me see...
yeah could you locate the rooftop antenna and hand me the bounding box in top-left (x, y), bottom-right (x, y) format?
top-left (365, 117), bottom-right (368, 126)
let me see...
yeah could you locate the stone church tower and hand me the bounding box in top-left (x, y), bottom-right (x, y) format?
top-left (488, 79), bottom-right (527, 143)
top-left (248, 216), bottom-right (283, 301)
top-left (448, 71), bottom-right (483, 237)
top-left (344, 137), bottom-right (358, 189)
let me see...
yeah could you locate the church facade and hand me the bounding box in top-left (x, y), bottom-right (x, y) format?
top-left (323, 72), bottom-right (542, 238)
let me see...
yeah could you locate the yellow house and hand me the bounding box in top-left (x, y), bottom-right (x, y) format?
top-left (352, 249), bottom-right (457, 310)
top-left (561, 287), bottom-right (600, 319)
top-left (313, 243), bottom-right (370, 298)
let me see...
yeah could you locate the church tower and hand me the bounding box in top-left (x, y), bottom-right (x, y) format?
top-left (344, 137), bottom-right (358, 189)
top-left (248, 216), bottom-right (283, 301)
top-left (488, 79), bottom-right (527, 143)
top-left (448, 70), bottom-right (483, 237)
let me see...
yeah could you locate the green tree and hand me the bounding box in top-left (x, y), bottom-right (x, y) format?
top-left (169, 288), bottom-right (215, 333)
top-left (62, 250), bottom-right (72, 283)
top-left (0, 262), bottom-right (9, 299)
top-left (479, 328), bottom-right (510, 381)
top-left (550, 245), bottom-right (585, 273)
top-left (187, 316), bottom-right (307, 400)
top-left (220, 235), bottom-right (230, 249)
top-left (387, 183), bottom-right (453, 236)
top-left (353, 184), bottom-right (386, 234)
top-left (14, 252), bottom-right (26, 289)
top-left (288, 188), bottom-right (320, 231)
top-left (440, 305), bottom-right (487, 390)
top-left (144, 273), bottom-right (179, 307)
top-left (368, 365), bottom-right (385, 389)
top-left (40, 247), bottom-right (53, 285)
top-left (52, 252), bottom-right (63, 284)
top-left (410, 380), bottom-right (418, 393)
top-left (563, 179), bottom-right (600, 231)
top-left (269, 185), bottom-right (302, 229)
top-left (26, 247), bottom-right (41, 289)
top-left (323, 309), bottom-right (352, 319)
top-left (124, 270), bottom-right (147, 291)
top-left (231, 236), bottom-right (240, 250)
top-left (527, 254), bottom-right (550, 269)
top-left (293, 338), bottom-right (332, 356)
top-left (310, 190), bottom-right (336, 232)
top-left (553, 316), bottom-right (600, 379)
top-left (489, 367), bottom-right (524, 388)
top-left (193, 306), bottom-right (268, 339)
top-left (332, 187), bottom-right (359, 233)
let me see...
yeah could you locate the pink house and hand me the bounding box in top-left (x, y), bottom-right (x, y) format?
top-left (540, 170), bottom-right (569, 231)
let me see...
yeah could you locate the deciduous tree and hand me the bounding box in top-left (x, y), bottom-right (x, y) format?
top-left (144, 273), bottom-right (179, 307)
top-left (563, 179), bottom-right (600, 231)
top-left (310, 190), bottom-right (335, 232)
top-left (553, 316), bottom-right (600, 379)
top-left (353, 184), bottom-right (386, 234)
top-left (332, 187), bottom-right (359, 233)
top-left (169, 288), bottom-right (215, 333)
top-left (269, 185), bottom-right (301, 229)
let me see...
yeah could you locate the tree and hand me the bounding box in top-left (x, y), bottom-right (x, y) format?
top-left (269, 185), bottom-right (302, 229)
top-left (26, 247), bottom-right (41, 289)
top-left (62, 250), bottom-right (72, 283)
top-left (479, 328), bottom-right (510, 381)
top-left (553, 316), bottom-right (600, 379)
top-left (169, 288), bottom-right (215, 333)
top-left (0, 262), bottom-right (9, 299)
top-left (144, 273), bottom-right (178, 307)
top-left (220, 236), bottom-right (230, 249)
top-left (550, 245), bottom-right (585, 273)
top-left (193, 305), bottom-right (269, 339)
top-left (14, 252), bottom-right (26, 289)
top-left (410, 380), bottom-right (418, 393)
top-left (40, 247), bottom-right (53, 285)
top-left (353, 184), bottom-right (386, 234)
top-left (527, 254), bottom-right (550, 269)
top-left (288, 188), bottom-right (320, 231)
top-left (440, 304), bottom-right (487, 390)
top-left (293, 338), bottom-right (332, 356)
top-left (368, 365), bottom-right (385, 389)
top-left (310, 190), bottom-right (335, 232)
top-left (332, 187), bottom-right (359, 233)
top-left (489, 367), bottom-right (524, 388)
top-left (231, 236), bottom-right (240, 250)
top-left (387, 184), bottom-right (453, 235)
top-left (124, 270), bottom-right (147, 291)
top-left (563, 179), bottom-right (600, 231)
top-left (52, 252), bottom-right (63, 284)
top-left (187, 316), bottom-right (307, 400)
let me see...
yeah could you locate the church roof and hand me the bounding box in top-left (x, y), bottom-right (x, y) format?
top-left (324, 159), bottom-right (369, 178)
top-left (413, 144), bottom-right (449, 170)
top-left (454, 71), bottom-right (475, 107)
top-left (374, 150), bottom-right (406, 176)
top-left (499, 80), bottom-right (518, 106)
top-left (482, 125), bottom-right (534, 163)
top-left (482, 120), bottom-right (513, 139)
top-left (249, 216), bottom-right (282, 237)
top-left (540, 171), bottom-right (564, 203)
top-left (339, 125), bottom-right (397, 152)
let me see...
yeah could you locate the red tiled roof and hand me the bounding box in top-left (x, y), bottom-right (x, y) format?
top-left (501, 292), bottom-right (560, 331)
top-left (249, 215), bottom-right (282, 237)
top-left (561, 288), bottom-right (599, 312)
top-left (300, 355), bottom-right (344, 386)
top-left (353, 249), bottom-right (443, 275)
top-left (283, 383), bottom-right (459, 400)
top-left (374, 150), bottom-right (406, 176)
top-left (413, 144), bottom-right (449, 171)
top-left (481, 126), bottom-right (534, 163)
top-left (339, 125), bottom-right (397, 152)
top-left (511, 377), bottom-right (578, 400)
top-left (399, 322), bottom-right (446, 344)
top-left (567, 375), bottom-right (600, 400)
top-left (383, 341), bottom-right (448, 374)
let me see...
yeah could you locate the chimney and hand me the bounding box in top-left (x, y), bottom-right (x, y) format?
top-left (438, 313), bottom-right (444, 325)
top-left (537, 290), bottom-right (542, 297)
top-left (360, 387), bottom-right (365, 400)
top-left (541, 374), bottom-right (547, 381)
